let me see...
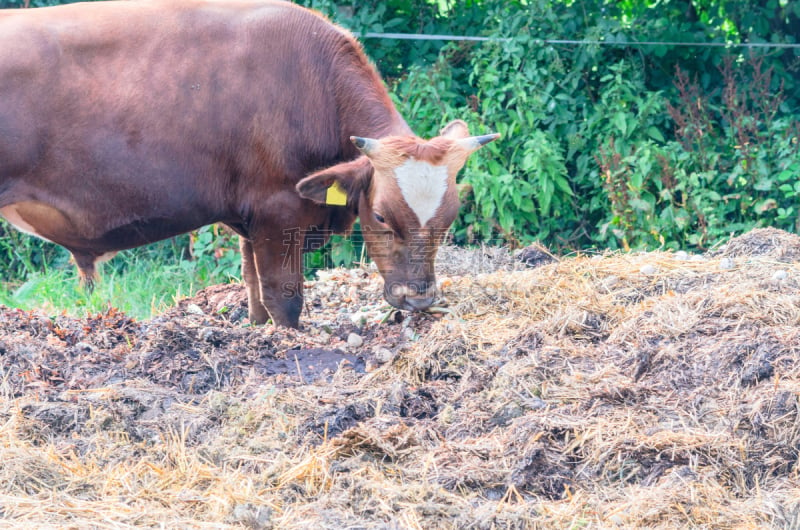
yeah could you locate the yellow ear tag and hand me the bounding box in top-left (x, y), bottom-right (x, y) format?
top-left (325, 181), bottom-right (348, 206)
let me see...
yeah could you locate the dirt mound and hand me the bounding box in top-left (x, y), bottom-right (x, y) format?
top-left (711, 226), bottom-right (800, 262)
top-left (2, 228), bottom-right (800, 528)
top-left (435, 242), bottom-right (556, 276)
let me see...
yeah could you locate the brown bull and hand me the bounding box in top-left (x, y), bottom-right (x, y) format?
top-left (0, 0), bottom-right (498, 328)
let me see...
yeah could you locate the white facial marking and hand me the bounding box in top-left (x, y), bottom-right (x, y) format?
top-left (393, 158), bottom-right (449, 226)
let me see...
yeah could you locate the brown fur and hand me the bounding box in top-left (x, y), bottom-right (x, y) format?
top-left (0, 0), bottom-right (494, 327)
top-left (377, 136), bottom-right (451, 165)
top-left (0, 0), bottom-right (413, 327)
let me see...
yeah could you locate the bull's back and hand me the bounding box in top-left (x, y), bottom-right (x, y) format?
top-left (1, 0), bottom-right (341, 177)
top-left (0, 0), bottom-right (348, 249)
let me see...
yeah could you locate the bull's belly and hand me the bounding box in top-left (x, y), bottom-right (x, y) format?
top-left (0, 203), bottom-right (60, 243)
top-left (0, 200), bottom-right (198, 254)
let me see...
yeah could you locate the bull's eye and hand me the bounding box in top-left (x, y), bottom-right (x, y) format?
top-left (374, 213), bottom-right (386, 224)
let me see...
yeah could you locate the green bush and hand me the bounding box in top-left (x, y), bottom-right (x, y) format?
top-left (383, 0), bottom-right (799, 251)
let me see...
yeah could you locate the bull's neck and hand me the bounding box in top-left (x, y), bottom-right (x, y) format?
top-left (331, 45), bottom-right (414, 143)
top-left (339, 91), bottom-right (412, 142)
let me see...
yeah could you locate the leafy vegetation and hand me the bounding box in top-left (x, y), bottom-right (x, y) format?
top-left (372, 0), bottom-right (800, 251)
top-left (1, 0), bottom-right (798, 312)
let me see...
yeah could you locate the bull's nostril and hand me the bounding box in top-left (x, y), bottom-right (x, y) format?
top-left (405, 296), bottom-right (434, 311)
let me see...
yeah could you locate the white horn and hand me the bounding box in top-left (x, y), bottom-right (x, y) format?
top-left (456, 133), bottom-right (500, 152)
top-left (350, 136), bottom-right (381, 156)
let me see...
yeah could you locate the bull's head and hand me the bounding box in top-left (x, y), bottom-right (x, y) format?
top-left (297, 120), bottom-right (498, 312)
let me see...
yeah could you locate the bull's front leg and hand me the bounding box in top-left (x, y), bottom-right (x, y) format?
top-left (243, 227), bottom-right (304, 328)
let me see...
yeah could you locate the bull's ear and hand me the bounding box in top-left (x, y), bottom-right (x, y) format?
top-left (440, 119), bottom-right (470, 139)
top-left (296, 156), bottom-right (373, 207)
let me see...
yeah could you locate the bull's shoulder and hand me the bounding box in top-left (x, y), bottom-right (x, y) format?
top-left (0, 13), bottom-right (58, 84)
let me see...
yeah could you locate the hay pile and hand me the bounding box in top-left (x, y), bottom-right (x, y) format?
top-left (1, 228), bottom-right (799, 528)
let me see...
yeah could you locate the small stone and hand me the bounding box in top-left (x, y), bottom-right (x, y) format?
top-left (374, 347), bottom-right (394, 363)
top-left (347, 332), bottom-right (363, 348)
top-left (529, 397), bottom-right (547, 410)
top-left (601, 275), bottom-right (619, 291)
top-left (185, 303), bottom-right (204, 315)
top-left (639, 264), bottom-right (657, 275)
top-left (316, 270), bottom-right (334, 281)
top-left (690, 254), bottom-right (707, 262)
top-left (74, 341), bottom-right (93, 353)
top-left (719, 257), bottom-right (735, 270)
top-left (350, 312), bottom-right (366, 326)
top-left (438, 404), bottom-right (455, 425)
top-left (403, 327), bottom-right (417, 341)
top-left (772, 269), bottom-right (788, 281)
top-left (230, 503), bottom-right (272, 527)
top-left (607, 514), bottom-right (625, 526)
top-left (674, 250), bottom-right (689, 261)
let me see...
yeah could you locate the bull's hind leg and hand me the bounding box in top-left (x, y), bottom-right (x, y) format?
top-left (239, 237), bottom-right (270, 325)
top-left (71, 252), bottom-right (98, 291)
top-left (70, 250), bottom-right (116, 291)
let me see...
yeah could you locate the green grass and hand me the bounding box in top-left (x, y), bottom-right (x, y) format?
top-left (0, 242), bottom-right (239, 320)
top-left (0, 223), bottom-right (356, 320)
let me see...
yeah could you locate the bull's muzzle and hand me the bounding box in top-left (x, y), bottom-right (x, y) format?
top-left (385, 282), bottom-right (436, 312)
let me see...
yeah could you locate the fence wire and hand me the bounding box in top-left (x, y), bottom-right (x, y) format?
top-left (360, 32), bottom-right (800, 49)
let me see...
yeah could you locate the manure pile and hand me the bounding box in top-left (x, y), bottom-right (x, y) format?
top-left (1, 228), bottom-right (799, 529)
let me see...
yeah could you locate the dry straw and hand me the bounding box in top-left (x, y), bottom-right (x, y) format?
top-left (1, 228), bottom-right (799, 528)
